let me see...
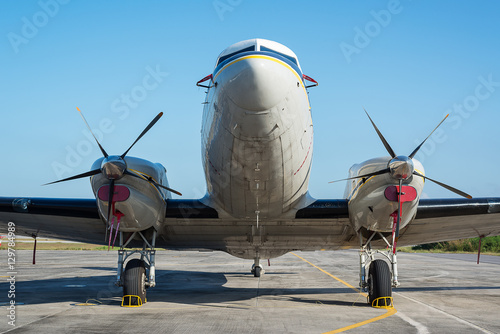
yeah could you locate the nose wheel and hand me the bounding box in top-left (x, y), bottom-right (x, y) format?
top-left (251, 264), bottom-right (264, 277)
top-left (367, 259), bottom-right (392, 306)
top-left (251, 256), bottom-right (265, 277)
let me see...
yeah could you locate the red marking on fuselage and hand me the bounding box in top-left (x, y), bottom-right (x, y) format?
top-left (208, 159), bottom-right (221, 176)
top-left (294, 137), bottom-right (313, 176)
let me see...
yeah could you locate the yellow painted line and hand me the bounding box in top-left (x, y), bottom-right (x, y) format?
top-left (324, 308), bottom-right (397, 334)
top-left (291, 252), bottom-right (397, 334)
top-left (291, 252), bottom-right (365, 296)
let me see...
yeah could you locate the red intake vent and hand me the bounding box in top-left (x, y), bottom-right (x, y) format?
top-left (98, 185), bottom-right (130, 202)
top-left (384, 185), bottom-right (417, 203)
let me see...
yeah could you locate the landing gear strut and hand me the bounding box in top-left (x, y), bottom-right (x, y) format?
top-left (359, 231), bottom-right (397, 308)
top-left (115, 230), bottom-right (157, 307)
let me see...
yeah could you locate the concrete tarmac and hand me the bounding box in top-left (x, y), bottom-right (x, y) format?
top-left (0, 250), bottom-right (499, 333)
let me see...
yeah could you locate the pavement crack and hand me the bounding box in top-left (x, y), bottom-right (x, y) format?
top-left (255, 276), bottom-right (261, 308)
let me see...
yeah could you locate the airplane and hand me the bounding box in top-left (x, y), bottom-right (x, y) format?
top-left (1, 38), bottom-right (500, 308)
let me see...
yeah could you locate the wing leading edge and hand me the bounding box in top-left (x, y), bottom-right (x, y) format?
top-left (398, 197), bottom-right (500, 246)
top-left (295, 197), bottom-right (500, 247)
top-left (0, 197), bottom-right (218, 245)
top-left (1, 196), bottom-right (499, 249)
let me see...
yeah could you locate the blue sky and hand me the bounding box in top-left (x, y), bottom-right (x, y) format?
top-left (1, 0), bottom-right (499, 200)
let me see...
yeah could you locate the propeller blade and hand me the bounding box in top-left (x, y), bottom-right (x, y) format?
top-left (329, 168), bottom-right (390, 183)
top-left (364, 108), bottom-right (396, 158)
top-left (121, 112), bottom-right (163, 158)
top-left (44, 169), bottom-right (101, 185)
top-left (105, 179), bottom-right (115, 242)
top-left (413, 171), bottom-right (472, 199)
top-left (408, 114), bottom-right (449, 159)
top-left (149, 179), bottom-right (183, 196)
top-left (77, 107), bottom-right (108, 158)
top-left (125, 170), bottom-right (182, 196)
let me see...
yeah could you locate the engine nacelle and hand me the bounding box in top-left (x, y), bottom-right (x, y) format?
top-left (344, 156), bottom-right (425, 233)
top-left (90, 156), bottom-right (171, 233)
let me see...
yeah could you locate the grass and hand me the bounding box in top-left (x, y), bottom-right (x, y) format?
top-left (398, 236), bottom-right (500, 255)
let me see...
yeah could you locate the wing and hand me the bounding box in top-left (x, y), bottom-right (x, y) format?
top-left (3, 196), bottom-right (499, 250)
top-left (0, 197), bottom-right (103, 244)
top-left (295, 197), bottom-right (500, 248)
top-left (0, 197), bottom-right (215, 245)
top-left (397, 197), bottom-right (500, 246)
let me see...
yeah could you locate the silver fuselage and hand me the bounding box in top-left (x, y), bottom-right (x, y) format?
top-left (201, 52), bottom-right (313, 220)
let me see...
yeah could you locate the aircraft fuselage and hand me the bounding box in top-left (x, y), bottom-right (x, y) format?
top-left (201, 42), bottom-right (313, 220)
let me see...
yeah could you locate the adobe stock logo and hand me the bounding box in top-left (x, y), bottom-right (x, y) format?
top-left (213, 0), bottom-right (243, 21)
top-left (51, 64), bottom-right (169, 179)
top-left (412, 74), bottom-right (499, 164)
top-left (339, 0), bottom-right (404, 64)
top-left (7, 0), bottom-right (71, 54)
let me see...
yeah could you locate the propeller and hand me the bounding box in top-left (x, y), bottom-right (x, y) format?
top-left (329, 109), bottom-right (471, 199)
top-left (46, 108), bottom-right (182, 240)
top-left (329, 109), bottom-right (472, 247)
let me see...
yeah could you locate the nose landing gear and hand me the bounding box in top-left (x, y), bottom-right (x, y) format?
top-left (251, 256), bottom-right (265, 277)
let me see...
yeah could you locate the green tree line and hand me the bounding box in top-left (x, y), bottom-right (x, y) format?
top-left (412, 236), bottom-right (500, 253)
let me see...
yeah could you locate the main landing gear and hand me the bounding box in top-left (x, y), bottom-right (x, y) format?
top-left (359, 231), bottom-right (398, 308)
top-left (115, 230), bottom-right (157, 307)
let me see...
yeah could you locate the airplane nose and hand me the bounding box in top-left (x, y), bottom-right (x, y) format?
top-left (222, 57), bottom-right (293, 112)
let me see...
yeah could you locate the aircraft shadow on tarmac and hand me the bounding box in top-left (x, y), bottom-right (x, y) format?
top-left (0, 269), bottom-right (371, 307)
top-left (3, 268), bottom-right (497, 307)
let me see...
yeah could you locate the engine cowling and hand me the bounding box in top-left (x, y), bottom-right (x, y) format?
top-left (90, 156), bottom-right (170, 233)
top-left (344, 156), bottom-right (425, 233)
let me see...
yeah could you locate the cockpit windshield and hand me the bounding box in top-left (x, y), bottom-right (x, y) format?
top-left (259, 46), bottom-right (298, 66)
top-left (216, 46), bottom-right (255, 66)
top-left (215, 39), bottom-right (301, 71)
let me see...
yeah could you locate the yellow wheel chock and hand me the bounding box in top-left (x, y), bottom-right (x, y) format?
top-left (371, 296), bottom-right (394, 309)
top-left (121, 295), bottom-right (146, 307)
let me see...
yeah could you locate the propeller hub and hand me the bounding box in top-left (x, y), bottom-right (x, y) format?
top-left (388, 156), bottom-right (414, 180)
top-left (101, 156), bottom-right (127, 180)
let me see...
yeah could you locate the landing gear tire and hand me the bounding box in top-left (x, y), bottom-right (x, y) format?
top-left (253, 266), bottom-right (262, 278)
top-left (368, 259), bottom-right (392, 305)
top-left (251, 264), bottom-right (263, 277)
top-left (123, 258), bottom-right (147, 305)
